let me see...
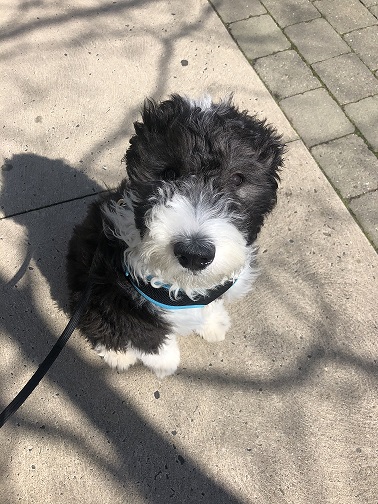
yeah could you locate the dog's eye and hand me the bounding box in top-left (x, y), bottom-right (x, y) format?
top-left (230, 173), bottom-right (244, 187)
top-left (162, 168), bottom-right (177, 181)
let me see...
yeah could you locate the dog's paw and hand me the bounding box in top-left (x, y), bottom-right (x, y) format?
top-left (95, 344), bottom-right (138, 372)
top-left (198, 319), bottom-right (230, 342)
top-left (152, 364), bottom-right (179, 379)
top-left (197, 301), bottom-right (231, 342)
top-left (134, 335), bottom-right (180, 379)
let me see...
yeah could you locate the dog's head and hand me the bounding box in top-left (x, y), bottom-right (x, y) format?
top-left (105, 95), bottom-right (284, 294)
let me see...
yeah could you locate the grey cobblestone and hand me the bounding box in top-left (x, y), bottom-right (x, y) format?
top-left (314, 0), bottom-right (377, 33)
top-left (344, 26), bottom-right (378, 71)
top-left (217, 0), bottom-right (378, 248)
top-left (284, 18), bottom-right (350, 64)
top-left (210, 0), bottom-right (266, 23)
top-left (279, 89), bottom-right (354, 147)
top-left (261, 0), bottom-right (320, 27)
top-left (344, 96), bottom-right (378, 152)
top-left (312, 53), bottom-right (378, 105)
top-left (311, 135), bottom-right (378, 199)
top-left (349, 192), bottom-right (378, 248)
top-left (254, 50), bottom-right (320, 100)
top-left (229, 15), bottom-right (290, 60)
top-left (360, 0), bottom-right (378, 6)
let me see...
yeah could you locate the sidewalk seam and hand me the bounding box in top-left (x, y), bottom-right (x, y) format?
top-left (0, 191), bottom-right (108, 220)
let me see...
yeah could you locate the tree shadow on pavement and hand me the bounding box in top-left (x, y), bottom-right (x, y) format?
top-left (2, 1), bottom-right (378, 502)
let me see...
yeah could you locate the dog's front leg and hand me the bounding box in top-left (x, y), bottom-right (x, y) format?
top-left (134, 334), bottom-right (180, 379)
top-left (197, 300), bottom-right (231, 342)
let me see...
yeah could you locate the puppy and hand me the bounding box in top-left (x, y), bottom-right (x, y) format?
top-left (66, 94), bottom-right (284, 378)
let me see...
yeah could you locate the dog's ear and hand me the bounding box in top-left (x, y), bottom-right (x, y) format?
top-left (240, 112), bottom-right (284, 175)
top-left (228, 109), bottom-right (285, 244)
top-left (128, 98), bottom-right (160, 141)
top-left (134, 95), bottom-right (194, 136)
top-left (212, 99), bottom-right (285, 178)
top-left (133, 121), bottom-right (145, 137)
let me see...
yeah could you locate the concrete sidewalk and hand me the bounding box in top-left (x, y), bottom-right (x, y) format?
top-left (1, 1), bottom-right (377, 503)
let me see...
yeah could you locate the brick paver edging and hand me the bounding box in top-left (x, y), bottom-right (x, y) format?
top-left (210, 0), bottom-right (378, 250)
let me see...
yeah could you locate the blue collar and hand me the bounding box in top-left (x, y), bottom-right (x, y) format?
top-left (125, 269), bottom-right (235, 310)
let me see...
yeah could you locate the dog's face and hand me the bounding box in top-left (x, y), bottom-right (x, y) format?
top-left (105, 95), bottom-right (284, 294)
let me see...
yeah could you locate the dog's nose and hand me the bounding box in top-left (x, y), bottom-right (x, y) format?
top-left (173, 238), bottom-right (215, 271)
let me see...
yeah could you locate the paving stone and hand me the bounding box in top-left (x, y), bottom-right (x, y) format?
top-left (312, 53), bottom-right (378, 105)
top-left (360, 0), bottom-right (378, 6)
top-left (261, 0), bottom-right (320, 27)
top-left (254, 50), bottom-right (320, 100)
top-left (349, 191), bottom-right (378, 248)
top-left (344, 25), bottom-right (378, 71)
top-left (371, 5), bottom-right (378, 16)
top-left (345, 96), bottom-right (378, 152)
top-left (211, 0), bottom-right (266, 23)
top-left (285, 18), bottom-right (350, 64)
top-left (229, 14), bottom-right (291, 60)
top-left (311, 134), bottom-right (378, 199)
top-left (280, 88), bottom-right (354, 147)
top-left (314, 0), bottom-right (377, 33)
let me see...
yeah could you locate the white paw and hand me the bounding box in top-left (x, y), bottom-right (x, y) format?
top-left (152, 364), bottom-right (179, 379)
top-left (95, 344), bottom-right (138, 372)
top-left (133, 335), bottom-right (180, 379)
top-left (197, 301), bottom-right (231, 342)
top-left (198, 320), bottom-right (230, 342)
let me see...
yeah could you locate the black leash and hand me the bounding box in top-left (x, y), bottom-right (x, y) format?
top-left (0, 281), bottom-right (93, 428)
top-left (0, 243), bottom-right (101, 429)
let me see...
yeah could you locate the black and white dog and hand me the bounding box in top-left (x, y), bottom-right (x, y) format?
top-left (67, 95), bottom-right (284, 378)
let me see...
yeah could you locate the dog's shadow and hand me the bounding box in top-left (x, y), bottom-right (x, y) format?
top-left (1, 153), bottom-right (102, 309)
top-left (1, 153), bottom-right (246, 504)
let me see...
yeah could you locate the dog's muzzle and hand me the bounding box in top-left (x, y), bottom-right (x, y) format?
top-left (173, 236), bottom-right (215, 272)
